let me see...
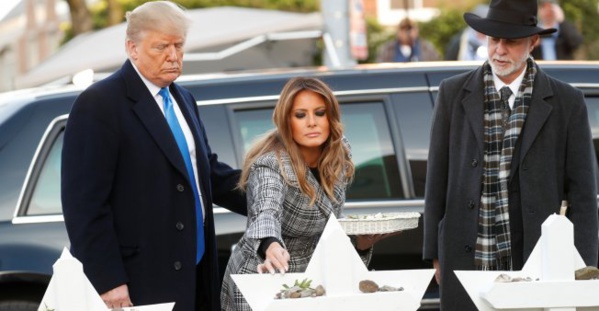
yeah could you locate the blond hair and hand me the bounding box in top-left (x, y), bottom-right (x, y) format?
top-left (238, 77), bottom-right (354, 205)
top-left (125, 1), bottom-right (190, 43)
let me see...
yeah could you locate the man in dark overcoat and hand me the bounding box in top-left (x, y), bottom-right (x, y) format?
top-left (61, 2), bottom-right (246, 311)
top-left (423, 0), bottom-right (599, 309)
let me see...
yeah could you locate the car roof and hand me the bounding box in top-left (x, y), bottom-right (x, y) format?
top-left (3, 60), bottom-right (599, 105)
top-left (178, 61), bottom-right (599, 102)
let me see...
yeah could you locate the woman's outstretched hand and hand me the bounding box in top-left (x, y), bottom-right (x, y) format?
top-left (257, 242), bottom-right (290, 275)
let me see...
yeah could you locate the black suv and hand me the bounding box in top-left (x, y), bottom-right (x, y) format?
top-left (1, 62), bottom-right (599, 310)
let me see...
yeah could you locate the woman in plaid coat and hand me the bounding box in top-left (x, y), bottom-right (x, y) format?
top-left (220, 77), bottom-right (377, 310)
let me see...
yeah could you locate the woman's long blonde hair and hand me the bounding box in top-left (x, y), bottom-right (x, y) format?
top-left (238, 77), bottom-right (354, 205)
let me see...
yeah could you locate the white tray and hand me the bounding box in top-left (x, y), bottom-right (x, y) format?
top-left (338, 212), bottom-right (421, 235)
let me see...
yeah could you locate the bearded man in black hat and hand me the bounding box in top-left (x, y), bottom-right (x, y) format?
top-left (423, 0), bottom-right (598, 309)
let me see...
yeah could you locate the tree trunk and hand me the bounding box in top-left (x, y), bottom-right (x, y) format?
top-left (65, 0), bottom-right (93, 35)
top-left (106, 0), bottom-right (124, 26)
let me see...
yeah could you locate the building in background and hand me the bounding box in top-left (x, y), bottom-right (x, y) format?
top-left (362, 0), bottom-right (442, 25)
top-left (14, 6), bottom-right (324, 89)
top-left (0, 0), bottom-right (454, 91)
top-left (0, 0), bottom-right (67, 92)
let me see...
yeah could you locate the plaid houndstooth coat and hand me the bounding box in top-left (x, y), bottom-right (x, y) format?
top-left (221, 140), bottom-right (364, 310)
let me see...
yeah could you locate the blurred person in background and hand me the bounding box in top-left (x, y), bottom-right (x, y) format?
top-left (377, 17), bottom-right (440, 62)
top-left (532, 0), bottom-right (583, 60)
top-left (444, 4), bottom-right (489, 61)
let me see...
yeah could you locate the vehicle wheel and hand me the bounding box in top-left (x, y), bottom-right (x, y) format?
top-left (0, 301), bottom-right (39, 311)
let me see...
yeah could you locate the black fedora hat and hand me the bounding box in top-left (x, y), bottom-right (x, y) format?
top-left (464, 0), bottom-right (557, 39)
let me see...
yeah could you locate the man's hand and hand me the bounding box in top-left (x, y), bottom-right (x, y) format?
top-left (433, 259), bottom-right (441, 285)
top-left (101, 284), bottom-right (133, 309)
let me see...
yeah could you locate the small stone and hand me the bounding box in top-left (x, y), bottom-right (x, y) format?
top-left (289, 291), bottom-right (301, 299)
top-left (300, 289), bottom-right (315, 297)
top-left (494, 274), bottom-right (533, 283)
top-left (494, 273), bottom-right (512, 283)
top-left (575, 266), bottom-right (599, 280)
top-left (359, 279), bottom-right (379, 293)
top-left (283, 286), bottom-right (301, 298)
top-left (511, 276), bottom-right (532, 282)
top-left (315, 285), bottom-right (326, 296)
top-left (379, 285), bottom-right (404, 292)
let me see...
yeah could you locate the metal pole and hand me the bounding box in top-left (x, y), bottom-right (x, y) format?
top-left (321, 0), bottom-right (356, 68)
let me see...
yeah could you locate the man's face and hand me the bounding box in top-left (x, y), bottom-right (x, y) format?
top-left (126, 30), bottom-right (185, 87)
top-left (397, 25), bottom-right (417, 45)
top-left (487, 35), bottom-right (538, 84)
top-left (539, 2), bottom-right (556, 24)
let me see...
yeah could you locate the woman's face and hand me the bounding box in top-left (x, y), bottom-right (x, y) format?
top-left (289, 90), bottom-right (330, 163)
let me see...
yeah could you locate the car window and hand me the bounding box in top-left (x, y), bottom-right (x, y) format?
top-left (391, 92), bottom-right (434, 197)
top-left (27, 130), bottom-right (63, 216)
top-left (342, 102), bottom-right (403, 200)
top-left (235, 108), bottom-right (274, 155)
top-left (586, 96), bottom-right (599, 138)
top-left (198, 104), bottom-right (239, 166)
top-left (233, 101), bottom-right (403, 201)
top-left (585, 95), bottom-right (599, 171)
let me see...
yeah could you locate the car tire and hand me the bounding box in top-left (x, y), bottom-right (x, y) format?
top-left (0, 301), bottom-right (39, 311)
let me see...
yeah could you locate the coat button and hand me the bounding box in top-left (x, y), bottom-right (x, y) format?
top-left (176, 184), bottom-right (184, 192)
top-left (176, 222), bottom-right (184, 231)
top-left (174, 261), bottom-right (182, 270)
top-left (471, 159), bottom-right (478, 167)
top-left (468, 200), bottom-right (475, 209)
top-left (465, 245), bottom-right (473, 253)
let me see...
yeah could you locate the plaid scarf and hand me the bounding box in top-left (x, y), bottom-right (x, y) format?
top-left (475, 57), bottom-right (536, 270)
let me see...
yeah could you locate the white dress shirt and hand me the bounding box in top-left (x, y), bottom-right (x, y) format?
top-left (131, 63), bottom-right (205, 219)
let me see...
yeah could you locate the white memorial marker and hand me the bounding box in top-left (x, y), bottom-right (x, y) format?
top-left (38, 247), bottom-right (175, 311)
top-left (455, 214), bottom-right (599, 311)
top-left (232, 214), bottom-right (434, 311)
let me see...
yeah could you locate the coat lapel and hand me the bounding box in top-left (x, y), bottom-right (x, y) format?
top-left (459, 66), bottom-right (553, 182)
top-left (462, 67), bottom-right (486, 155)
top-left (170, 84), bottom-right (211, 201)
top-left (121, 60), bottom-right (189, 179)
top-left (170, 84), bottom-right (205, 166)
top-left (309, 169), bottom-right (345, 219)
top-left (510, 69), bottom-right (553, 178)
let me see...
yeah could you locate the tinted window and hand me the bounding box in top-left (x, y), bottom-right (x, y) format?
top-left (586, 96), bottom-right (599, 138)
top-left (198, 104), bottom-right (239, 166)
top-left (585, 95), bottom-right (599, 170)
top-left (27, 131), bottom-right (63, 216)
top-left (342, 102), bottom-right (403, 200)
top-left (233, 101), bottom-right (403, 201)
top-left (392, 92), bottom-right (434, 197)
top-left (235, 109), bottom-right (274, 154)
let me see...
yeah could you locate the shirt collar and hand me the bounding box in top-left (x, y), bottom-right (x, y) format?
top-left (130, 61), bottom-right (164, 98)
top-left (492, 66), bottom-right (526, 98)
